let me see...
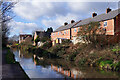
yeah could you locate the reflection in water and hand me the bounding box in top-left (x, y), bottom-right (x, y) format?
top-left (33, 55), bottom-right (37, 65)
top-left (19, 50), bottom-right (23, 58)
top-left (13, 49), bottom-right (120, 79)
top-left (50, 63), bottom-right (120, 79)
top-left (33, 54), bottom-right (120, 79)
top-left (51, 64), bottom-right (85, 79)
top-left (13, 50), bottom-right (66, 78)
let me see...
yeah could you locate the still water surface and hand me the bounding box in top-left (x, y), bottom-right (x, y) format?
top-left (13, 50), bottom-right (120, 79)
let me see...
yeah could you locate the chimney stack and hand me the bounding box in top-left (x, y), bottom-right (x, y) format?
top-left (106, 8), bottom-right (111, 13)
top-left (92, 12), bottom-right (97, 17)
top-left (71, 20), bottom-right (75, 23)
top-left (64, 22), bottom-right (68, 26)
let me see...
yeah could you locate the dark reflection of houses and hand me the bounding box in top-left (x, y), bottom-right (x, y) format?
top-left (51, 64), bottom-right (85, 79)
top-left (33, 55), bottom-right (85, 79)
top-left (32, 54), bottom-right (120, 79)
top-left (51, 64), bottom-right (120, 79)
top-left (33, 55), bottom-right (48, 67)
top-left (18, 50), bottom-right (33, 59)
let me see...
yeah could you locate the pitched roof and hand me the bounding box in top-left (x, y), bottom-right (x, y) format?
top-left (20, 34), bottom-right (32, 37)
top-left (74, 8), bottom-right (120, 28)
top-left (35, 31), bottom-right (45, 35)
top-left (53, 8), bottom-right (120, 32)
top-left (53, 20), bottom-right (81, 32)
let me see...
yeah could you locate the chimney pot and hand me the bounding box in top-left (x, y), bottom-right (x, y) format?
top-left (71, 20), bottom-right (75, 23)
top-left (106, 8), bottom-right (112, 13)
top-left (64, 22), bottom-right (68, 26)
top-left (92, 12), bottom-right (97, 17)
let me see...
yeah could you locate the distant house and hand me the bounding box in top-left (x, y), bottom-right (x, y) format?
top-left (19, 34), bottom-right (32, 44)
top-left (51, 8), bottom-right (120, 46)
top-left (33, 31), bottom-right (46, 45)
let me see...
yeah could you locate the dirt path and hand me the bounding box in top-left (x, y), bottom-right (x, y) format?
top-left (2, 50), bottom-right (30, 80)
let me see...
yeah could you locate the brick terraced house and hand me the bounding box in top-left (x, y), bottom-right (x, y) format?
top-left (51, 8), bottom-right (120, 46)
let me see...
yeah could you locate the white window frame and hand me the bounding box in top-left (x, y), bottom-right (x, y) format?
top-left (78, 27), bottom-right (80, 31)
top-left (104, 21), bottom-right (107, 27)
top-left (64, 31), bottom-right (66, 34)
top-left (60, 32), bottom-right (62, 35)
top-left (67, 30), bottom-right (68, 34)
top-left (74, 28), bottom-right (77, 32)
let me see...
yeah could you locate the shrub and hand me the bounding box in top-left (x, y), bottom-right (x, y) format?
top-left (57, 48), bottom-right (66, 57)
top-left (62, 39), bottom-right (72, 45)
top-left (98, 60), bottom-right (120, 71)
top-left (48, 44), bottom-right (70, 58)
top-left (99, 60), bottom-right (113, 69)
top-left (50, 44), bottom-right (62, 53)
top-left (6, 50), bottom-right (16, 64)
top-left (112, 45), bottom-right (120, 54)
top-left (111, 61), bottom-right (120, 71)
top-left (40, 37), bottom-right (51, 43)
top-left (68, 51), bottom-right (79, 61)
top-left (41, 41), bottom-right (52, 49)
top-left (33, 48), bottom-right (49, 57)
top-left (78, 58), bottom-right (87, 66)
top-left (95, 57), bottom-right (103, 66)
top-left (15, 43), bottom-right (19, 46)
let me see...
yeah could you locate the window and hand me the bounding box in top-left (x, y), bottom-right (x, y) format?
top-left (67, 31), bottom-right (68, 34)
top-left (64, 31), bottom-right (66, 34)
top-left (78, 27), bottom-right (80, 31)
top-left (58, 32), bottom-right (59, 35)
top-left (74, 28), bottom-right (77, 32)
top-left (104, 21), bottom-right (107, 27)
top-left (60, 32), bottom-right (62, 35)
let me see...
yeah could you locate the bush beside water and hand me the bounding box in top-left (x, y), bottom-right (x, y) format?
top-left (6, 49), bottom-right (16, 64)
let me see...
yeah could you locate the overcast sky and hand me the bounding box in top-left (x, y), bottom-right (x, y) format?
top-left (8, 1), bottom-right (119, 36)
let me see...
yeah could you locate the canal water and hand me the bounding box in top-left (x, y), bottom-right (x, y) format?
top-left (13, 50), bottom-right (120, 79)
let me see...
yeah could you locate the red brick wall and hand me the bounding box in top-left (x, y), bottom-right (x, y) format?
top-left (51, 29), bottom-right (71, 41)
top-left (70, 19), bottom-right (115, 39)
top-left (118, 14), bottom-right (120, 41)
top-left (105, 19), bottom-right (114, 35)
top-left (51, 16), bottom-right (119, 43)
top-left (99, 20), bottom-right (114, 35)
top-left (114, 14), bottom-right (120, 42)
top-left (71, 27), bottom-right (81, 39)
top-left (71, 27), bottom-right (78, 37)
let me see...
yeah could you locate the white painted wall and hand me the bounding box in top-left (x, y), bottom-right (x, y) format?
top-left (72, 37), bottom-right (85, 44)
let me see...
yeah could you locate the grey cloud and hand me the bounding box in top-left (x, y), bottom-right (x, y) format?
top-left (12, 2), bottom-right (118, 34)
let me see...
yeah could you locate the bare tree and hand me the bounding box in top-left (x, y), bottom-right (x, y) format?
top-left (77, 22), bottom-right (107, 48)
top-left (0, 1), bottom-right (16, 47)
